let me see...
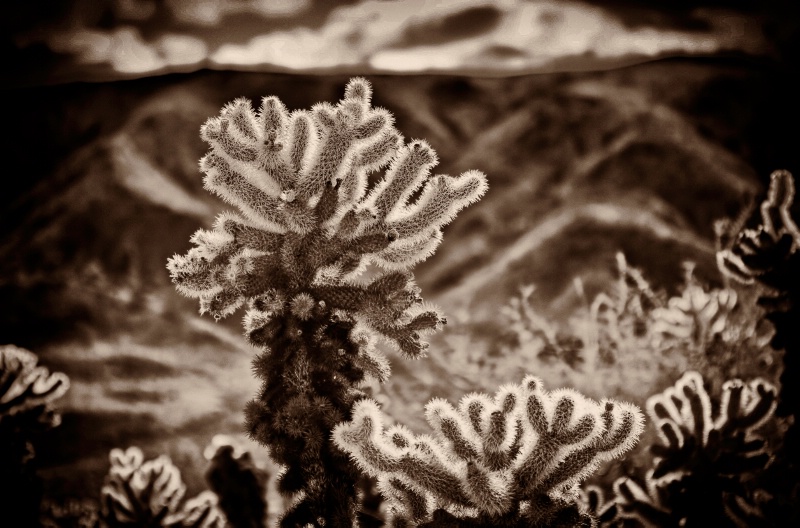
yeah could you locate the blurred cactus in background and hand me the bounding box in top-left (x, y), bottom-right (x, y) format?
top-left (611, 371), bottom-right (778, 527)
top-left (717, 170), bottom-right (799, 414)
top-left (577, 486), bottom-right (621, 528)
top-left (204, 435), bottom-right (269, 528)
top-left (501, 285), bottom-right (585, 369)
top-left (717, 169), bottom-right (800, 522)
top-left (334, 376), bottom-right (643, 526)
top-left (650, 263), bottom-right (738, 351)
top-left (167, 77), bottom-right (487, 525)
top-left (100, 446), bottom-right (226, 527)
top-left (589, 254), bottom-right (661, 365)
top-left (40, 498), bottom-right (100, 528)
top-left (1, 345), bottom-right (70, 526)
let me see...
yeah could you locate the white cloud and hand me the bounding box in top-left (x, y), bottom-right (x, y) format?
top-left (156, 34), bottom-right (208, 67)
top-left (49, 0), bottom-right (767, 78)
top-left (371, 1), bottom-right (762, 72)
top-left (50, 26), bottom-right (207, 74)
top-left (165, 0), bottom-right (312, 25)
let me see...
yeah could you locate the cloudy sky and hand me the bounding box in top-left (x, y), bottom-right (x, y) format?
top-left (5, 0), bottom-right (776, 85)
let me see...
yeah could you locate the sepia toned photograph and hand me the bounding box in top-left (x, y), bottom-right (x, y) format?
top-left (2, 1), bottom-right (798, 526)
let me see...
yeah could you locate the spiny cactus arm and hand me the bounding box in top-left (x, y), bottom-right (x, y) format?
top-left (716, 377), bottom-right (777, 433)
top-left (352, 343), bottom-right (392, 383)
top-left (383, 170), bottom-right (488, 243)
top-left (215, 212), bottom-right (284, 252)
top-left (759, 169), bottom-right (799, 241)
top-left (200, 153), bottom-right (289, 232)
top-left (338, 130), bottom-right (404, 211)
top-left (647, 371), bottom-right (713, 449)
top-left (474, 391), bottom-right (523, 473)
top-left (379, 476), bottom-right (434, 525)
top-left (718, 170), bottom-right (799, 284)
top-left (176, 492), bottom-right (226, 528)
top-left (613, 476), bottom-right (673, 527)
top-left (363, 141), bottom-right (439, 220)
top-left (285, 110), bottom-right (317, 176)
top-left (101, 447), bottom-right (189, 527)
top-left (578, 485), bottom-right (619, 525)
top-left (537, 400), bottom-right (644, 494)
top-left (0, 345), bottom-right (69, 419)
top-left (335, 377), bottom-right (644, 524)
top-left (373, 230), bottom-right (444, 269)
top-left (373, 308), bottom-right (446, 359)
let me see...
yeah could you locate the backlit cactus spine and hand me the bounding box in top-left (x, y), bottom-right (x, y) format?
top-left (333, 376), bottom-right (643, 526)
top-left (167, 78), bottom-right (487, 526)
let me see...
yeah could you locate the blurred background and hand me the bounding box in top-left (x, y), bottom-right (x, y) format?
top-left (2, 0), bottom-right (799, 519)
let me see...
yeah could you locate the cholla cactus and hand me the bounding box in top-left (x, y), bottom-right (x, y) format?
top-left (716, 169), bottom-right (800, 522)
top-left (101, 446), bottom-right (226, 528)
top-left (651, 264), bottom-right (737, 349)
top-left (167, 78), bottom-right (487, 525)
top-left (204, 435), bottom-right (269, 528)
top-left (717, 170), bottom-right (799, 289)
top-left (612, 371), bottom-right (778, 527)
top-left (1, 345), bottom-right (70, 526)
top-left (333, 376), bottom-right (643, 526)
top-left (1, 344), bottom-right (69, 423)
top-left (717, 169), bottom-right (799, 408)
top-left (577, 486), bottom-right (626, 528)
top-left (589, 253), bottom-right (661, 364)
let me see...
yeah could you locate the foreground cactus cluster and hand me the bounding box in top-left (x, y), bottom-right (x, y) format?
top-left (334, 376), bottom-right (643, 526)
